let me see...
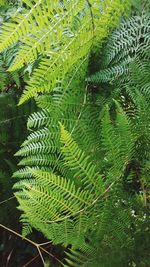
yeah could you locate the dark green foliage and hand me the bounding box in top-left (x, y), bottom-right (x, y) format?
top-left (12, 90), bottom-right (149, 267)
top-left (0, 1), bottom-right (149, 267)
top-left (0, 93), bottom-right (36, 227)
top-left (12, 9), bottom-right (150, 267)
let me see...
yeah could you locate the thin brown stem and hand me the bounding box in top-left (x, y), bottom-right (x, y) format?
top-left (0, 224), bottom-right (64, 266)
top-left (22, 253), bottom-right (40, 267)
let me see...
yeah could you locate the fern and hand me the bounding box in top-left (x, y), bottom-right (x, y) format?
top-left (60, 123), bottom-right (103, 194)
top-left (13, 96), bottom-right (145, 265)
top-left (0, 0), bottom-right (130, 103)
top-left (1, 2), bottom-right (149, 266)
top-left (100, 101), bottom-right (135, 184)
top-left (88, 13), bottom-right (150, 84)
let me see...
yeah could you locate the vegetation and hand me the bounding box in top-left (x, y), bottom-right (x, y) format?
top-left (0, 1), bottom-right (149, 266)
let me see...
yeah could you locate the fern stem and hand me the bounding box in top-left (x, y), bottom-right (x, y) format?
top-left (0, 224), bottom-right (64, 266)
top-left (37, 246), bottom-right (45, 267)
top-left (0, 223), bottom-right (37, 246)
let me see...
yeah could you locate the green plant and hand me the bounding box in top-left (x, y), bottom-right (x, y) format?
top-left (0, 0), bottom-right (130, 104)
top-left (87, 13), bottom-right (150, 85)
top-left (1, 1), bottom-right (149, 266)
top-left (13, 92), bottom-right (149, 266)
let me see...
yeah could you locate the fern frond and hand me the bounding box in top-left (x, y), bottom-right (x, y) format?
top-left (0, 0), bottom-right (59, 53)
top-left (60, 123), bottom-right (103, 194)
top-left (12, 167), bottom-right (37, 179)
top-left (88, 13), bottom-right (150, 85)
top-left (0, 0), bottom-right (130, 103)
top-left (9, 0), bottom-right (88, 72)
top-left (14, 168), bottom-right (93, 223)
top-left (18, 154), bottom-right (58, 167)
top-left (27, 110), bottom-right (51, 129)
top-left (15, 140), bottom-right (58, 157)
top-left (21, 127), bottom-right (59, 147)
top-left (91, 0), bottom-right (131, 50)
top-left (103, 13), bottom-right (150, 67)
top-left (87, 60), bottom-right (130, 84)
top-left (101, 101), bottom-right (135, 181)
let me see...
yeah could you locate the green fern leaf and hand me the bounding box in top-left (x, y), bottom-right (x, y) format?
top-left (60, 123), bottom-right (104, 194)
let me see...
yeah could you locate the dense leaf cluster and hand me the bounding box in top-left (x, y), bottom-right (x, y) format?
top-left (0, 1), bottom-right (149, 267)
